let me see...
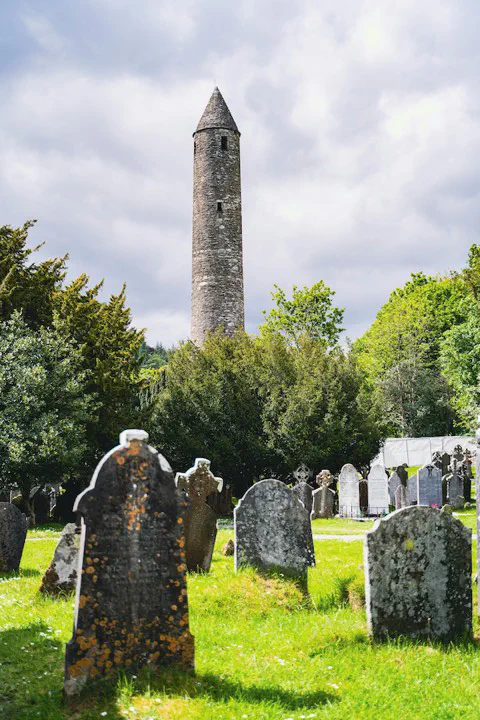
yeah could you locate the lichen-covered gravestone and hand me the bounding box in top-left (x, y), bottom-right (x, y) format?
top-left (0, 503), bottom-right (28, 571)
top-left (367, 465), bottom-right (389, 516)
top-left (394, 484), bottom-right (408, 510)
top-left (292, 482), bottom-right (313, 515)
top-left (365, 506), bottom-right (472, 642)
top-left (234, 480), bottom-right (315, 586)
top-left (388, 471), bottom-right (401, 506)
top-left (40, 523), bottom-right (80, 595)
top-left (338, 464), bottom-right (360, 517)
top-left (64, 430), bottom-right (194, 698)
top-left (175, 458), bottom-right (223, 572)
top-left (417, 463), bottom-right (442, 507)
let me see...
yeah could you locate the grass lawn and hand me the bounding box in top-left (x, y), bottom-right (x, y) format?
top-left (0, 523), bottom-right (479, 720)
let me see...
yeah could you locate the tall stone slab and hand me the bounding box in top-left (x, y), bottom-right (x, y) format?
top-left (359, 479), bottom-right (368, 515)
top-left (365, 506), bottom-right (472, 642)
top-left (292, 482), bottom-right (313, 515)
top-left (367, 465), bottom-right (389, 516)
top-left (394, 485), bottom-right (408, 510)
top-left (175, 458), bottom-right (223, 572)
top-left (388, 471), bottom-right (401, 506)
top-left (407, 474), bottom-right (417, 505)
top-left (234, 480), bottom-right (315, 585)
top-left (64, 430), bottom-right (194, 698)
top-left (447, 461), bottom-right (464, 508)
top-left (338, 464), bottom-right (360, 517)
top-left (311, 486), bottom-right (335, 520)
top-left (0, 503), bottom-right (28, 571)
top-left (40, 523), bottom-right (80, 595)
top-left (396, 465), bottom-right (408, 486)
top-left (417, 463), bottom-right (442, 507)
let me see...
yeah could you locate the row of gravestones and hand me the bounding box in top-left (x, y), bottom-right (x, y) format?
top-left (0, 429), bottom-right (477, 700)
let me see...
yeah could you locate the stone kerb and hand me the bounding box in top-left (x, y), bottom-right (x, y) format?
top-left (64, 429), bottom-right (194, 698)
top-left (365, 506), bottom-right (472, 642)
top-left (234, 479), bottom-right (315, 585)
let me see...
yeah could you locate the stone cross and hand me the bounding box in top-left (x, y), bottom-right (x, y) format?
top-left (365, 506), bottom-right (472, 642)
top-left (40, 523), bottom-right (80, 596)
top-left (234, 479), bottom-right (315, 588)
top-left (175, 458), bottom-right (223, 572)
top-left (0, 503), bottom-right (28, 571)
top-left (417, 463), bottom-right (442, 507)
top-left (338, 464), bottom-right (360, 518)
top-left (293, 464), bottom-right (311, 484)
top-left (316, 469), bottom-right (333, 488)
top-left (64, 430), bottom-right (194, 698)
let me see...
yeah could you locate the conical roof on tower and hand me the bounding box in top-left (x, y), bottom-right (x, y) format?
top-left (195, 87), bottom-right (239, 134)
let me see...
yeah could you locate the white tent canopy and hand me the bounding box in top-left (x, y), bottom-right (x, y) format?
top-left (373, 436), bottom-right (476, 468)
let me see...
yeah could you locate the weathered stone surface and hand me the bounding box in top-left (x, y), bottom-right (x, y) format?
top-left (407, 474), bottom-right (417, 505)
top-left (293, 464), bottom-right (311, 484)
top-left (311, 485), bottom-right (335, 520)
top-left (316, 469), bottom-right (333, 488)
top-left (40, 523), bottom-right (80, 595)
top-left (447, 461), bottom-right (464, 508)
top-left (292, 482), bottom-right (313, 515)
top-left (417, 464), bottom-right (442, 507)
top-left (359, 479), bottom-right (368, 514)
top-left (175, 458), bottom-right (223, 572)
top-left (192, 88), bottom-right (244, 345)
top-left (338, 464), bottom-right (360, 517)
top-left (234, 480), bottom-right (315, 583)
top-left (388, 471), bottom-right (401, 506)
top-left (365, 506), bottom-right (472, 642)
top-left (0, 503), bottom-right (28, 571)
top-left (367, 465), bottom-right (389, 516)
top-left (396, 465), bottom-right (408, 486)
top-left (222, 539), bottom-right (234, 556)
top-left (394, 484), bottom-right (408, 510)
top-left (64, 430), bottom-right (194, 698)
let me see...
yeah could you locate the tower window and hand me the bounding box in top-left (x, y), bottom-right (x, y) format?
top-left (221, 136), bottom-right (228, 151)
top-left (217, 201), bottom-right (223, 213)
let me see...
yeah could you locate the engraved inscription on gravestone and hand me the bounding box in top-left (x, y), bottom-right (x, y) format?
top-left (175, 458), bottom-right (223, 572)
top-left (40, 523), bottom-right (80, 596)
top-left (64, 430), bottom-right (194, 698)
top-left (234, 480), bottom-right (315, 585)
top-left (365, 506), bottom-right (472, 642)
top-left (0, 503), bottom-right (28, 571)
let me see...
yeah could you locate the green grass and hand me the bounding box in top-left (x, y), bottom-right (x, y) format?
top-left (0, 526), bottom-right (479, 719)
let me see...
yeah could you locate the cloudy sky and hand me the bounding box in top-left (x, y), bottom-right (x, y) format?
top-left (1, 1), bottom-right (479, 346)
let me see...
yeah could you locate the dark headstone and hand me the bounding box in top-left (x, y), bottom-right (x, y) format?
top-left (64, 430), bottom-right (194, 698)
top-left (222, 539), bottom-right (234, 556)
top-left (40, 523), bottom-right (80, 596)
top-left (207, 482), bottom-right (232, 516)
top-left (292, 482), bottom-right (313, 515)
top-left (311, 485), bottom-right (335, 519)
top-left (0, 503), bottom-right (28, 571)
top-left (441, 452), bottom-right (451, 477)
top-left (175, 458), bottom-right (222, 572)
top-left (359, 479), bottom-right (368, 515)
top-left (365, 506), bottom-right (472, 642)
top-left (417, 464), bottom-right (442, 507)
top-left (396, 465), bottom-right (408, 487)
top-left (234, 480), bottom-right (315, 586)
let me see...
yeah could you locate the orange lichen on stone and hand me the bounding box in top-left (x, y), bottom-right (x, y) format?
top-left (78, 595), bottom-right (88, 609)
top-left (85, 566), bottom-right (95, 574)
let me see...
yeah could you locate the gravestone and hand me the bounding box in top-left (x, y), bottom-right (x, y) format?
top-left (417, 463), bottom-right (442, 507)
top-left (293, 464), bottom-right (311, 484)
top-left (441, 452), bottom-right (451, 476)
top-left (407, 475), bottom-right (417, 505)
top-left (338, 464), bottom-right (360, 517)
top-left (316, 469), bottom-right (333, 488)
top-left (175, 458), bottom-right (223, 572)
top-left (396, 465), bottom-right (408, 486)
top-left (64, 430), bottom-right (194, 698)
top-left (292, 482), bottom-right (313, 515)
top-left (359, 479), bottom-right (368, 515)
top-left (234, 480), bottom-right (315, 585)
top-left (367, 465), bottom-right (389, 516)
top-left (453, 444), bottom-right (464, 462)
top-left (464, 449), bottom-right (473, 502)
top-left (388, 472), bottom-right (401, 505)
top-left (447, 461), bottom-right (464, 509)
top-left (394, 484), bottom-right (408, 510)
top-left (365, 506), bottom-right (472, 642)
top-left (40, 523), bottom-right (80, 595)
top-left (0, 503), bottom-right (28, 571)
top-left (311, 485), bottom-right (335, 519)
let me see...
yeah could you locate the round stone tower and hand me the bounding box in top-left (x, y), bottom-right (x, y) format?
top-left (191, 87), bottom-right (245, 345)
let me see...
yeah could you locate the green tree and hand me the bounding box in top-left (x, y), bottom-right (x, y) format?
top-left (0, 312), bottom-right (97, 521)
top-left (261, 281), bottom-right (344, 347)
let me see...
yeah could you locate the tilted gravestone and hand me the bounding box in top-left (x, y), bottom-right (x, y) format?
top-left (365, 506), bottom-right (472, 642)
top-left (292, 482), bottom-right (313, 515)
top-left (64, 430), bottom-right (194, 698)
top-left (311, 485), bottom-right (335, 519)
top-left (40, 523), bottom-right (80, 595)
top-left (338, 464), bottom-right (360, 518)
top-left (234, 480), bottom-right (315, 585)
top-left (367, 465), bottom-right (389, 516)
top-left (417, 463), bottom-right (442, 507)
top-left (388, 471), bottom-right (401, 506)
top-left (0, 503), bottom-right (28, 571)
top-left (175, 458), bottom-right (223, 572)
top-left (394, 484), bottom-right (408, 510)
